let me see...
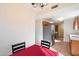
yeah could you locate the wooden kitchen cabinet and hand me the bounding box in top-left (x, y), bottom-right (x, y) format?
top-left (73, 16), bottom-right (79, 30)
top-left (70, 40), bottom-right (79, 56)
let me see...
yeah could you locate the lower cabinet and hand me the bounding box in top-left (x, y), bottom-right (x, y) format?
top-left (70, 40), bottom-right (79, 56)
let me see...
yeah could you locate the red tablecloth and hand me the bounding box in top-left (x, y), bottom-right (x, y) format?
top-left (10, 45), bottom-right (59, 56)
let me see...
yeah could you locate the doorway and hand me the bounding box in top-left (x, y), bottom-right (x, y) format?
top-left (54, 22), bottom-right (64, 42)
top-left (42, 21), bottom-right (55, 46)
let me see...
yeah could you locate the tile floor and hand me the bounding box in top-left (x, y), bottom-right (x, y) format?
top-left (52, 40), bottom-right (71, 56)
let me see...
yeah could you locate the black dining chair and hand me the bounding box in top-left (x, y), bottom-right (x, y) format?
top-left (41, 40), bottom-right (50, 49)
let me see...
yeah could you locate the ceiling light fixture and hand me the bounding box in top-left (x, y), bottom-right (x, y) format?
top-left (57, 17), bottom-right (64, 21)
top-left (32, 3), bottom-right (58, 9)
top-left (31, 3), bottom-right (48, 8)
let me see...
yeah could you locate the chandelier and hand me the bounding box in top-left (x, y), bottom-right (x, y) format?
top-left (31, 3), bottom-right (48, 8)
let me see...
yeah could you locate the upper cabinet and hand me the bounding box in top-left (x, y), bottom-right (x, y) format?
top-left (73, 16), bottom-right (79, 30)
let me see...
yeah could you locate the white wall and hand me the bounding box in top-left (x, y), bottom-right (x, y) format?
top-left (0, 4), bottom-right (36, 56)
top-left (64, 17), bottom-right (79, 42)
top-left (35, 20), bottom-right (43, 45)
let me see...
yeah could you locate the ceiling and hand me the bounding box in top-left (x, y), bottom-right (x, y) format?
top-left (33, 3), bottom-right (79, 22)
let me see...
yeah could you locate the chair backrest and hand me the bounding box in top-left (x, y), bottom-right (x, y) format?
top-left (41, 40), bottom-right (50, 49)
top-left (12, 42), bottom-right (25, 53)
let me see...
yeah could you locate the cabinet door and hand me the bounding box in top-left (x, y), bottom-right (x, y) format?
top-left (73, 16), bottom-right (79, 30)
top-left (71, 40), bottom-right (79, 55)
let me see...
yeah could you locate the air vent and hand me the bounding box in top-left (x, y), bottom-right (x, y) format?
top-left (51, 4), bottom-right (58, 9)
